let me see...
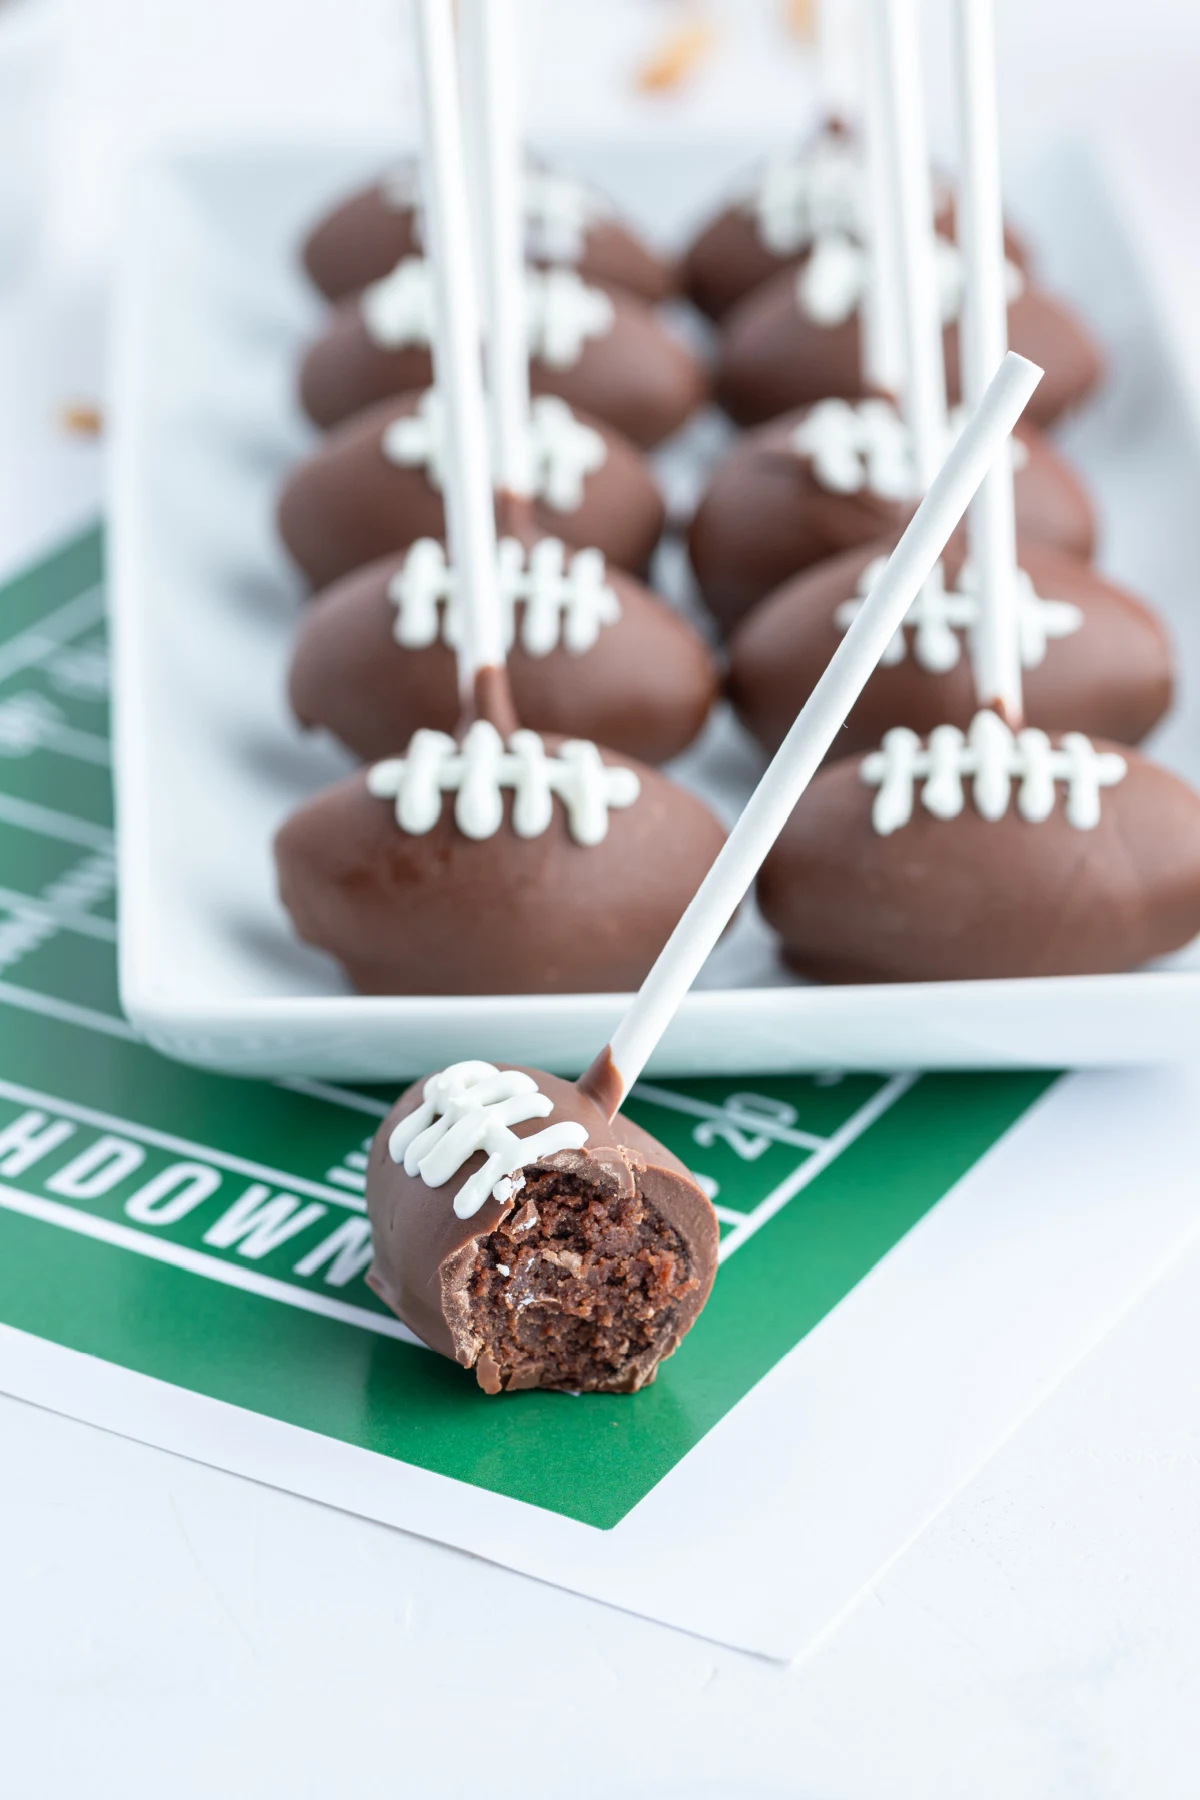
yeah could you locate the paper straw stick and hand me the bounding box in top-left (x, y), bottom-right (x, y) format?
top-left (579, 352), bottom-right (1042, 1119)
top-left (460, 0), bottom-right (534, 499)
top-left (954, 0), bottom-right (1023, 726)
top-left (874, 0), bottom-right (947, 490)
top-left (861, 0), bottom-right (904, 392)
top-left (816, 0), bottom-right (861, 122)
top-left (412, 0), bottom-right (508, 706)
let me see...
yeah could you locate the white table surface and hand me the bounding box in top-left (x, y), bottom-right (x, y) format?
top-left (4, 2), bottom-right (1200, 1793)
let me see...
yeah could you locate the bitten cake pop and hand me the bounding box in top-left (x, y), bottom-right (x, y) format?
top-left (727, 5), bottom-right (1169, 759)
top-left (289, 536), bottom-right (718, 767)
top-left (361, 338), bottom-right (1043, 1393)
top-left (757, 0), bottom-right (1200, 988)
top-left (299, 260), bottom-right (706, 449)
top-left (276, 0), bottom-right (724, 998)
top-left (303, 163), bottom-right (675, 309)
top-left (277, 388), bottom-right (665, 587)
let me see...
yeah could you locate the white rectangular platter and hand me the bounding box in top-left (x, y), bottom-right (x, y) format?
top-left (109, 139), bottom-right (1200, 1079)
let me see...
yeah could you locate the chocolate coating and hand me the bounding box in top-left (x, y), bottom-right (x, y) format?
top-left (289, 548), bottom-right (719, 766)
top-left (277, 392), bottom-right (666, 589)
top-left (688, 408), bottom-right (1095, 634)
top-left (365, 1068), bottom-right (719, 1393)
top-left (298, 282), bottom-right (708, 448)
top-left (757, 743), bottom-right (1200, 983)
top-left (728, 539), bottom-right (1173, 756)
top-left (302, 177), bottom-right (676, 305)
top-left (274, 744), bottom-right (726, 994)
top-left (715, 268), bottom-right (1102, 430)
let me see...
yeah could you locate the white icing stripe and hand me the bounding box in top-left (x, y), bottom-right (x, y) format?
top-left (860, 711), bottom-right (1127, 836)
top-left (381, 164), bottom-right (604, 265)
top-left (367, 721), bottom-right (640, 845)
top-left (796, 233), bottom-right (1023, 329)
top-left (791, 398), bottom-right (1028, 502)
top-left (389, 1061), bottom-right (589, 1219)
top-left (388, 537), bottom-right (621, 658)
top-left (362, 260), bottom-right (615, 369)
top-left (834, 557), bottom-right (1084, 674)
top-left (382, 390), bottom-right (607, 513)
top-left (748, 136), bottom-right (866, 257)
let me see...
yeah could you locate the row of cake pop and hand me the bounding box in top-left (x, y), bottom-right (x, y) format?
top-left (690, 0), bottom-right (1172, 786)
top-left (279, 0), bottom-right (722, 771)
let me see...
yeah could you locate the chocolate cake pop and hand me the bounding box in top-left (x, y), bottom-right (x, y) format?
top-left (366, 1064), bottom-right (718, 1394)
top-left (757, 720), bottom-right (1200, 982)
top-left (688, 403), bottom-right (1094, 633)
top-left (277, 388), bottom-right (666, 588)
top-left (298, 255), bottom-right (706, 448)
top-left (303, 162), bottom-right (676, 310)
top-left (727, 537), bottom-right (1172, 756)
top-left (714, 249), bottom-right (1101, 430)
top-left (357, 336), bottom-right (1044, 1394)
top-left (289, 536), bottom-right (719, 767)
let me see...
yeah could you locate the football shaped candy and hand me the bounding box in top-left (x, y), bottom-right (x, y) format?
top-left (757, 716), bottom-right (1200, 983)
top-left (365, 1063), bottom-right (719, 1394)
top-left (688, 399), bottom-right (1095, 634)
top-left (274, 721), bottom-right (726, 995)
top-left (715, 259), bottom-right (1101, 431)
top-left (302, 165), bottom-right (677, 307)
top-left (298, 261), bottom-right (707, 448)
top-left (728, 538), bottom-right (1172, 756)
top-left (288, 536), bottom-right (719, 766)
top-left (277, 389), bottom-right (666, 589)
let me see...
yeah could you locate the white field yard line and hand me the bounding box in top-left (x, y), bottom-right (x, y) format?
top-left (278, 1077), bottom-right (390, 1118)
top-left (0, 980), bottom-right (135, 1040)
top-left (0, 1074), bottom-right (366, 1212)
top-left (0, 587), bottom-right (106, 685)
top-left (716, 1074), bottom-right (917, 1263)
top-left (0, 792), bottom-right (113, 849)
top-left (14, 714), bottom-right (111, 766)
top-left (0, 1182), bottom-right (422, 1347)
top-left (0, 883), bottom-right (117, 943)
top-left (630, 1081), bottom-right (828, 1153)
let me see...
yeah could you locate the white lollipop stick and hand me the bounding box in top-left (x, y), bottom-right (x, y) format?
top-left (874, 0), bottom-right (947, 491)
top-left (861, 0), bottom-right (904, 392)
top-left (461, 0), bottom-right (534, 500)
top-left (817, 0), bottom-right (861, 123)
top-left (413, 0), bottom-right (508, 709)
top-left (580, 352), bottom-right (1043, 1119)
top-left (955, 0), bottom-right (1023, 726)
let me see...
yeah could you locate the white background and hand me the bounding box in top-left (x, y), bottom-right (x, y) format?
top-left (4, 1), bottom-right (1200, 1793)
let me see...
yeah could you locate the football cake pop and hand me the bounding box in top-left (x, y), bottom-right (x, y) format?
top-left (758, 0), bottom-right (1200, 987)
top-left (275, 0), bottom-right (724, 1000)
top-left (303, 163), bottom-right (675, 310)
top-left (727, 2), bottom-right (1169, 759)
top-left (361, 333), bottom-right (1045, 1394)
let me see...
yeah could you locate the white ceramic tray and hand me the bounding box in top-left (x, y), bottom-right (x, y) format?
top-left (109, 139), bottom-right (1200, 1080)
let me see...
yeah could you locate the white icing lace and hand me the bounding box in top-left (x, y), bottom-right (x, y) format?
top-left (389, 537), bottom-right (621, 658)
top-left (835, 557), bottom-right (1084, 674)
top-left (791, 398), bottom-right (1027, 502)
top-left (748, 136), bottom-right (866, 257)
top-left (860, 711), bottom-right (1127, 836)
top-left (792, 399), bottom-right (919, 501)
top-left (389, 1061), bottom-right (590, 1219)
top-left (525, 266), bottom-right (616, 367)
top-left (380, 163), bottom-right (606, 265)
top-left (382, 390), bottom-right (608, 513)
top-left (796, 233), bottom-right (1023, 329)
top-left (367, 719), bottom-right (640, 844)
top-left (361, 259), bottom-right (615, 369)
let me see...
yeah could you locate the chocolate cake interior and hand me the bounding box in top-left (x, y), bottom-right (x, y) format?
top-left (465, 1167), bottom-right (700, 1395)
